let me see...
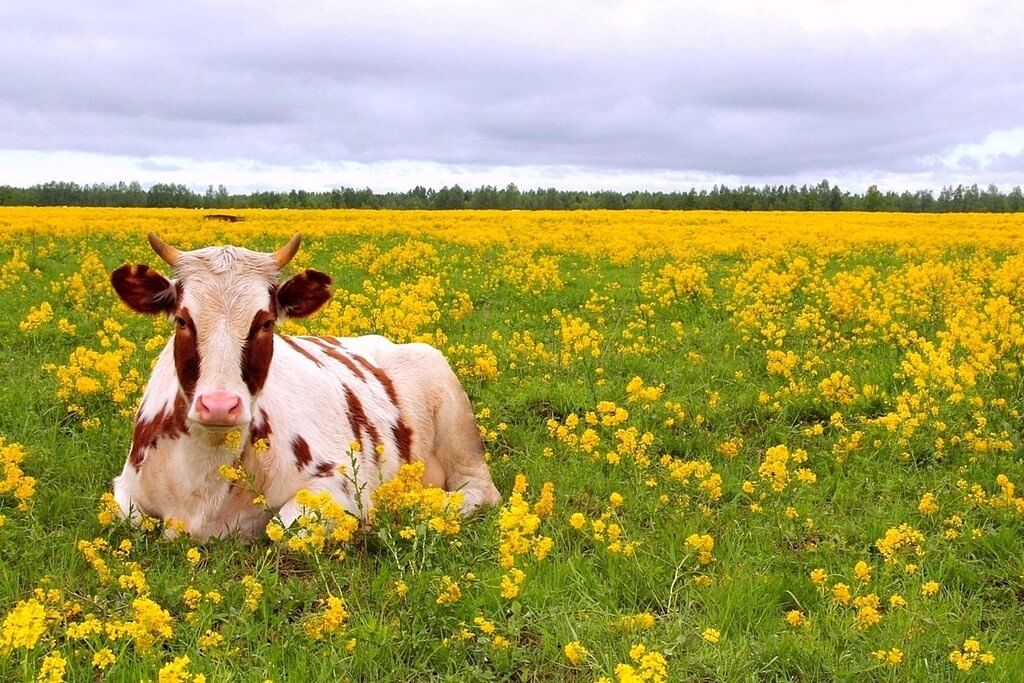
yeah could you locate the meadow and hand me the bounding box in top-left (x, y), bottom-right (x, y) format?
top-left (1, 207), bottom-right (1024, 681)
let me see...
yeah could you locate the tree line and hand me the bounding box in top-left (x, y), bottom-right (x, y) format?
top-left (0, 180), bottom-right (1021, 212)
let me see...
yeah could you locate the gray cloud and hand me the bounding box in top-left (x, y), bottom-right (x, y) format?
top-left (1, 1), bottom-right (1022, 187)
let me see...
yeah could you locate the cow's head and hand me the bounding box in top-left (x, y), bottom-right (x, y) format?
top-left (111, 233), bottom-right (331, 429)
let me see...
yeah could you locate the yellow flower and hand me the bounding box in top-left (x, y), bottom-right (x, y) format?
top-left (685, 533), bottom-right (714, 565)
top-left (701, 627), bottom-right (721, 644)
top-left (157, 655), bottom-right (201, 683)
top-left (872, 648), bottom-right (903, 666)
top-left (242, 575), bottom-right (263, 612)
top-left (921, 580), bottom-right (940, 597)
top-left (564, 640), bottom-right (588, 664)
top-left (304, 596), bottom-right (349, 640)
top-left (0, 598), bottom-right (48, 651)
top-left (785, 610), bottom-right (806, 627)
top-left (125, 596), bottom-right (173, 652)
top-left (218, 464), bottom-right (243, 482)
top-left (91, 647), bottom-right (116, 670)
top-left (36, 651), bottom-right (66, 683)
top-left (809, 568), bottom-right (828, 586)
top-left (96, 492), bottom-right (121, 526)
top-left (569, 512), bottom-right (586, 529)
top-left (265, 521), bottom-right (285, 542)
top-left (185, 548), bottom-right (201, 566)
top-left (533, 482), bottom-right (555, 517)
top-left (918, 491), bottom-right (939, 515)
top-left (436, 576), bottom-right (462, 605)
top-left (949, 637), bottom-right (995, 671)
top-left (198, 629), bottom-right (224, 650)
top-left (853, 560), bottom-right (872, 582)
top-left (182, 587), bottom-right (202, 610)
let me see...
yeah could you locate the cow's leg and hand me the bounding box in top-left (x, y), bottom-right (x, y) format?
top-left (431, 369), bottom-right (502, 515)
top-left (379, 343), bottom-right (502, 515)
top-left (276, 477), bottom-right (363, 528)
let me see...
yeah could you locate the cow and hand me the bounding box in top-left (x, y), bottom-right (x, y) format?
top-left (108, 233), bottom-right (501, 540)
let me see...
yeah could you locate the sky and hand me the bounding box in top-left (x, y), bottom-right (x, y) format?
top-left (1, 1), bottom-right (1022, 193)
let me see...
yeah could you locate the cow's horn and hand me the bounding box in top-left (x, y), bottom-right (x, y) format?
top-left (148, 232), bottom-right (181, 266)
top-left (273, 233), bottom-right (301, 269)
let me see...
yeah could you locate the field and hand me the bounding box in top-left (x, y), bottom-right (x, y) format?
top-left (2, 207), bottom-right (1024, 682)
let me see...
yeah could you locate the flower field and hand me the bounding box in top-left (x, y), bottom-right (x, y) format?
top-left (2, 207), bottom-right (1024, 681)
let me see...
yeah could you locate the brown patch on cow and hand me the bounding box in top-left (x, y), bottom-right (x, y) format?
top-left (323, 348), bottom-right (367, 381)
top-left (351, 354), bottom-right (398, 404)
top-left (301, 336), bottom-right (330, 349)
top-left (280, 336), bottom-right (324, 367)
top-left (277, 269), bottom-right (332, 318)
top-left (300, 337), bottom-right (364, 378)
top-left (292, 435), bottom-right (313, 470)
top-left (344, 385), bottom-right (380, 450)
top-left (313, 461), bottom-right (336, 478)
top-left (250, 408), bottom-right (273, 443)
top-left (129, 394), bottom-right (189, 471)
top-left (241, 309), bottom-right (276, 394)
top-left (111, 264), bottom-right (177, 315)
top-left (302, 336), bottom-right (342, 349)
top-left (173, 307), bottom-right (200, 399)
top-left (393, 419), bottom-right (413, 463)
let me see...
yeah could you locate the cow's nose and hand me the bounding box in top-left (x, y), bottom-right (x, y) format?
top-left (196, 391), bottom-right (243, 425)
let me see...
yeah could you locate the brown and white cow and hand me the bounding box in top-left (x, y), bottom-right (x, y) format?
top-left (109, 233), bottom-right (501, 540)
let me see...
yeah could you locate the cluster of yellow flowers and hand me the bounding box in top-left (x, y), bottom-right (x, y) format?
top-left (45, 321), bottom-right (145, 426)
top-left (18, 301), bottom-right (52, 332)
top-left (371, 460), bottom-right (465, 541)
top-left (546, 398), bottom-right (656, 468)
top-left (874, 523), bottom-right (926, 563)
top-left (493, 250), bottom-right (564, 296)
top-left (0, 438), bottom-right (35, 519)
top-left (685, 533), bottom-right (715, 565)
top-left (638, 261), bottom-right (712, 306)
top-left (157, 655), bottom-right (206, 683)
top-left (266, 489), bottom-right (360, 556)
top-left (552, 309), bottom-right (603, 366)
top-left (303, 596), bottom-right (349, 640)
top-left (598, 643), bottom-right (669, 683)
top-left (0, 597), bottom-right (49, 654)
top-left (444, 611), bottom-right (511, 651)
top-left (569, 493), bottom-right (640, 557)
top-left (948, 637), bottom-right (996, 671)
top-left (754, 444), bottom-right (814, 494)
top-left (496, 475), bottom-right (554, 598)
top-left (0, 246), bottom-right (30, 291)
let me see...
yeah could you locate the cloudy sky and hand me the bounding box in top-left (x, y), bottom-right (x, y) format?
top-left (1, 1), bottom-right (1022, 193)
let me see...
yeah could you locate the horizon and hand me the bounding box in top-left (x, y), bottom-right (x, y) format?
top-left (5, 177), bottom-right (1021, 197)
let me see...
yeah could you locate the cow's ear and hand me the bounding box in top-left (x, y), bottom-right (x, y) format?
top-left (277, 269), bottom-right (332, 318)
top-left (111, 264), bottom-right (177, 315)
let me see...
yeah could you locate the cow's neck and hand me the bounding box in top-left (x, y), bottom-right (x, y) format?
top-left (167, 414), bottom-right (249, 529)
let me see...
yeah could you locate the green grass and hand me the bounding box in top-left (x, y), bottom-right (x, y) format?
top-left (1, 228), bottom-right (1023, 681)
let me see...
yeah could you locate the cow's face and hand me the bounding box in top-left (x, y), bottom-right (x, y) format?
top-left (111, 233), bottom-right (331, 429)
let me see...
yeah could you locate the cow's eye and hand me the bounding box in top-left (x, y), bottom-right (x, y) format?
top-left (175, 316), bottom-right (187, 329)
top-left (262, 319), bottom-right (274, 331)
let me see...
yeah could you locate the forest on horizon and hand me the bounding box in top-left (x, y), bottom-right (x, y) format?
top-left (1, 179), bottom-right (1022, 212)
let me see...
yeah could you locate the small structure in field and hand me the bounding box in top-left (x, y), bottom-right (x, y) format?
top-left (203, 214), bottom-right (246, 222)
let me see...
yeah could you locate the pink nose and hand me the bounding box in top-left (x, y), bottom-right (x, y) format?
top-left (196, 391), bottom-right (243, 425)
